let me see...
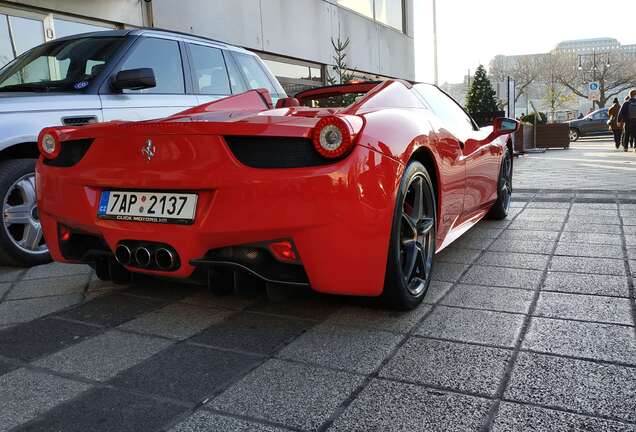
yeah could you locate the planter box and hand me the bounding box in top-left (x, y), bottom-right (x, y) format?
top-left (519, 123), bottom-right (569, 151)
top-left (513, 124), bottom-right (524, 153)
top-left (534, 123), bottom-right (569, 149)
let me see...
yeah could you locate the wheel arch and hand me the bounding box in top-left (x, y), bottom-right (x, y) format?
top-left (408, 146), bottom-right (440, 210)
top-left (0, 142), bottom-right (39, 161)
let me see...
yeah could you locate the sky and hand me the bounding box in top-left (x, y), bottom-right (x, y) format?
top-left (414, 0), bottom-right (636, 84)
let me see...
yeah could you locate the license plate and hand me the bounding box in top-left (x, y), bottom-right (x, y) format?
top-left (98, 191), bottom-right (197, 224)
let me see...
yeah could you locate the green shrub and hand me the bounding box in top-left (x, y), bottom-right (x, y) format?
top-left (521, 112), bottom-right (547, 124)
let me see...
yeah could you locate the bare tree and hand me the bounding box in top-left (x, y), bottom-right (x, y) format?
top-left (489, 54), bottom-right (542, 103)
top-left (537, 54), bottom-right (577, 119)
top-left (551, 52), bottom-right (636, 108)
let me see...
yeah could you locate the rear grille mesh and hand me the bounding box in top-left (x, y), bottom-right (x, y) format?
top-left (43, 139), bottom-right (93, 168)
top-left (224, 136), bottom-right (331, 168)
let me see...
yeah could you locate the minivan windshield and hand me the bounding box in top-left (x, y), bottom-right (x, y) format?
top-left (0, 36), bottom-right (124, 92)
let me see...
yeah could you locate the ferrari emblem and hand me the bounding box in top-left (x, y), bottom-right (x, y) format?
top-left (142, 139), bottom-right (156, 161)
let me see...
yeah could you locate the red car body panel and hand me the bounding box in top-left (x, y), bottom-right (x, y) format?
top-left (37, 81), bottom-right (511, 296)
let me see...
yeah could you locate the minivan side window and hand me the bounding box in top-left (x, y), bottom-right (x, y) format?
top-left (118, 37), bottom-right (184, 94)
top-left (188, 44), bottom-right (230, 95)
top-left (232, 52), bottom-right (278, 96)
top-left (224, 52), bottom-right (247, 94)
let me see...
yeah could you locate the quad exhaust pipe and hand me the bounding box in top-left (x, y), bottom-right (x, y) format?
top-left (115, 244), bottom-right (132, 266)
top-left (135, 247), bottom-right (152, 268)
top-left (114, 242), bottom-right (178, 271)
top-left (154, 247), bottom-right (176, 271)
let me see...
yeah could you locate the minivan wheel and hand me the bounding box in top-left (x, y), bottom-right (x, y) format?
top-left (0, 159), bottom-right (50, 267)
top-left (569, 128), bottom-right (580, 142)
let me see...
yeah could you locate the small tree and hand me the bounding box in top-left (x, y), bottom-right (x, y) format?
top-left (465, 65), bottom-right (499, 117)
top-left (327, 35), bottom-right (356, 85)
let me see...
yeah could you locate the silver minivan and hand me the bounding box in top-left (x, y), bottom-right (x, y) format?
top-left (0, 28), bottom-right (286, 266)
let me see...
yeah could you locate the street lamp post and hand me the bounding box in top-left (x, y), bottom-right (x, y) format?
top-left (432, 0), bottom-right (438, 86)
top-left (577, 49), bottom-right (611, 108)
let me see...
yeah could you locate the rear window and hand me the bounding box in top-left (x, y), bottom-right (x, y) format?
top-left (232, 52), bottom-right (283, 97)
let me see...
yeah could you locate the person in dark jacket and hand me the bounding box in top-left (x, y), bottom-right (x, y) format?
top-left (618, 90), bottom-right (636, 151)
top-left (608, 98), bottom-right (622, 149)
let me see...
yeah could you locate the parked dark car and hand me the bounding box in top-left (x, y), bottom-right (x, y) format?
top-left (567, 108), bottom-right (610, 141)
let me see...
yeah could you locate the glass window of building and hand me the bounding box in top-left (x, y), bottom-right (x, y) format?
top-left (261, 54), bottom-right (323, 95)
top-left (0, 15), bottom-right (13, 68)
top-left (263, 60), bottom-right (311, 82)
top-left (53, 18), bottom-right (111, 39)
top-left (8, 15), bottom-right (44, 56)
top-left (374, 0), bottom-right (403, 31)
top-left (337, 0), bottom-right (374, 19)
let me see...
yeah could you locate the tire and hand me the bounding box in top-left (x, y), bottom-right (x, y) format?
top-left (487, 146), bottom-right (512, 220)
top-left (569, 128), bottom-right (580, 142)
top-left (382, 161), bottom-right (436, 310)
top-left (0, 159), bottom-right (50, 267)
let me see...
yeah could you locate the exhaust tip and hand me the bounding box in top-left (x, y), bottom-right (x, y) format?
top-left (135, 247), bottom-right (151, 268)
top-left (155, 248), bottom-right (176, 271)
top-left (114, 244), bottom-right (132, 266)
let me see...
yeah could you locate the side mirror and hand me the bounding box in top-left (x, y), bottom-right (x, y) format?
top-left (492, 117), bottom-right (519, 138)
top-left (111, 68), bottom-right (156, 91)
top-left (275, 97), bottom-right (300, 108)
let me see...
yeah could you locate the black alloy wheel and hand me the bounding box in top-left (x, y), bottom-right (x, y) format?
top-left (487, 147), bottom-right (512, 220)
top-left (383, 161), bottom-right (436, 310)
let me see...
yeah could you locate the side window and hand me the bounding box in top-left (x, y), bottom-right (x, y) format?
top-left (189, 44), bottom-right (230, 95)
top-left (118, 37), bottom-right (184, 94)
top-left (414, 84), bottom-right (476, 138)
top-left (592, 111), bottom-right (608, 120)
top-left (224, 52), bottom-right (247, 94)
top-left (232, 52), bottom-right (278, 95)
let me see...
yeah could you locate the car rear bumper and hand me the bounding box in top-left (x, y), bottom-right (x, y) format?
top-left (37, 143), bottom-right (401, 296)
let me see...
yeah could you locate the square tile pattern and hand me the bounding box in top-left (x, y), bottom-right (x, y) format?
top-left (1, 182), bottom-right (636, 431)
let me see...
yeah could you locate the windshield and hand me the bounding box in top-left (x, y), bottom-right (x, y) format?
top-left (0, 36), bottom-right (124, 92)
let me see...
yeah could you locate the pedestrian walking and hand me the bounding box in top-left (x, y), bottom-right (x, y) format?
top-left (627, 96), bottom-right (636, 149)
top-left (608, 98), bottom-right (622, 149)
top-left (618, 91), bottom-right (636, 151)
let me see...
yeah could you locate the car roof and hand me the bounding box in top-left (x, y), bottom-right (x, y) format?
top-left (53, 27), bottom-right (253, 54)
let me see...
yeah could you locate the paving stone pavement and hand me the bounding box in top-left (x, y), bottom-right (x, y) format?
top-left (0, 138), bottom-right (635, 431)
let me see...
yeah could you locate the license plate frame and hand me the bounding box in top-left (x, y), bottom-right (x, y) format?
top-left (97, 191), bottom-right (198, 225)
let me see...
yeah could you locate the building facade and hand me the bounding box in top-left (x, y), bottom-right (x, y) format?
top-left (0, 0), bottom-right (415, 94)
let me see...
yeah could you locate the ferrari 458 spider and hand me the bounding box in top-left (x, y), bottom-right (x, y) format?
top-left (36, 80), bottom-right (518, 309)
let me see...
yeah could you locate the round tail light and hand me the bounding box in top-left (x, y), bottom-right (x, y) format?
top-left (38, 128), bottom-right (62, 159)
top-left (312, 116), bottom-right (354, 159)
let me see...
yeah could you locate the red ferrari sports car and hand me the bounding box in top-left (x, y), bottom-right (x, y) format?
top-left (36, 80), bottom-right (517, 309)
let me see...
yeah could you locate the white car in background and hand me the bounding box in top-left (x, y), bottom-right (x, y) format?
top-left (0, 28), bottom-right (286, 266)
